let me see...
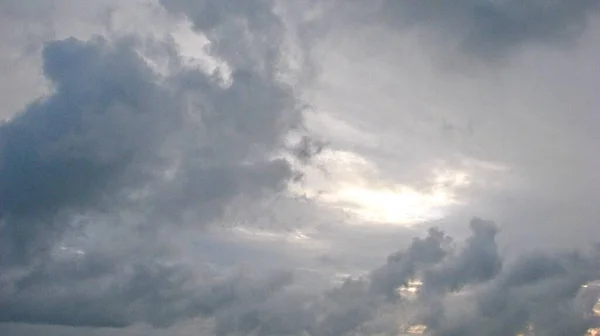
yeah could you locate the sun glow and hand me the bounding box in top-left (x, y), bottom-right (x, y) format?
top-left (322, 184), bottom-right (453, 224)
top-left (290, 149), bottom-right (470, 226)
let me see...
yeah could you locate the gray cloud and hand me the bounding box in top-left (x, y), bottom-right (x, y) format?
top-left (0, 36), bottom-right (180, 262)
top-left (0, 0), bottom-right (318, 330)
top-left (0, 250), bottom-right (294, 328)
top-left (369, 227), bottom-right (450, 298)
top-left (2, 0), bottom-right (600, 335)
top-left (183, 219), bottom-right (599, 336)
top-left (348, 0), bottom-right (600, 59)
top-left (0, 14), bottom-right (306, 260)
top-left (422, 218), bottom-right (501, 295)
top-left (1, 214), bottom-right (598, 334)
top-left (306, 0), bottom-right (600, 253)
top-left (428, 252), bottom-right (599, 336)
top-left (159, 0), bottom-right (283, 73)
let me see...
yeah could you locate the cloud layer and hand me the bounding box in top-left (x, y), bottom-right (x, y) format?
top-left (0, 0), bottom-right (313, 331)
top-left (1, 0), bottom-right (600, 335)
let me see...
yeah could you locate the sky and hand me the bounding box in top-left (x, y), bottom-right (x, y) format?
top-left (0, 1), bottom-right (599, 335)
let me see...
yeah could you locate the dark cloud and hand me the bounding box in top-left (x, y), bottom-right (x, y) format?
top-left (0, 36), bottom-right (180, 262)
top-left (0, 25), bottom-right (304, 261)
top-left (178, 218), bottom-right (599, 336)
top-left (159, 0), bottom-right (283, 73)
top-left (372, 0), bottom-right (600, 58)
top-left (422, 218), bottom-right (501, 294)
top-left (406, 222), bottom-right (598, 336)
top-left (430, 252), bottom-right (599, 336)
top-left (2, 214), bottom-right (598, 334)
top-left (370, 227), bottom-right (450, 297)
top-left (0, 250), bottom-right (294, 328)
top-left (0, 0), bottom-right (317, 329)
top-left (1, 0), bottom-right (599, 335)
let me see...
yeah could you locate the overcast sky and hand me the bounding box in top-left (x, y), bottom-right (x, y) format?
top-left (1, 1), bottom-right (600, 335)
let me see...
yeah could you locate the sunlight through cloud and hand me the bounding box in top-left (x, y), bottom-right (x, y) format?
top-left (291, 149), bottom-right (470, 226)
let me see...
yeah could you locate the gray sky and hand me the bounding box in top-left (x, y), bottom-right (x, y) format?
top-left (1, 1), bottom-right (599, 335)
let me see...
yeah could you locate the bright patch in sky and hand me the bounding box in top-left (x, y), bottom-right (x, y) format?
top-left (292, 149), bottom-right (470, 225)
top-left (323, 183), bottom-right (454, 225)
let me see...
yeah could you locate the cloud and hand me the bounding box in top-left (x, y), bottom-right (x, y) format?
top-left (428, 252), bottom-right (599, 336)
top-left (0, 36), bottom-right (178, 262)
top-left (347, 0), bottom-right (600, 59)
top-left (159, 0), bottom-right (284, 75)
top-left (1, 1), bottom-right (600, 335)
top-left (0, 0), bottom-right (320, 329)
top-left (0, 250), bottom-right (294, 328)
top-left (305, 0), bottom-right (600, 251)
top-left (422, 218), bottom-right (501, 294)
top-left (0, 18), bottom-right (307, 260)
top-left (176, 218), bottom-right (599, 336)
top-left (369, 227), bottom-right (450, 297)
top-left (1, 213), bottom-right (598, 334)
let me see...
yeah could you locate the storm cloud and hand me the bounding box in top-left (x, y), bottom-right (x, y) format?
top-left (1, 0), bottom-right (600, 335)
top-left (163, 218), bottom-right (600, 336)
top-left (0, 0), bottom-right (313, 330)
top-left (0, 34), bottom-right (299, 262)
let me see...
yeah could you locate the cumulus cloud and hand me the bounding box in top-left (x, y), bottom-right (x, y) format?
top-left (370, 227), bottom-right (450, 298)
top-left (421, 218), bottom-right (501, 294)
top-left (1, 36), bottom-right (174, 262)
top-left (427, 251), bottom-right (599, 336)
top-left (0, 32), bottom-right (299, 262)
top-left (0, 0), bottom-right (318, 330)
top-left (1, 209), bottom-right (599, 334)
top-left (175, 218), bottom-right (600, 336)
top-left (1, 0), bottom-right (600, 335)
